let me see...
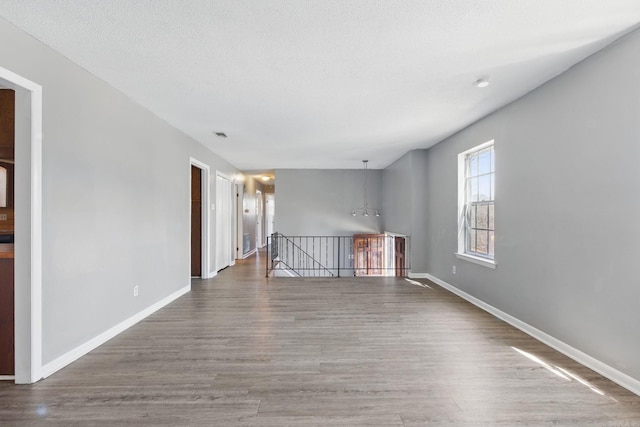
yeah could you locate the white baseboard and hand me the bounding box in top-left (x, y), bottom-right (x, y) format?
top-left (408, 272), bottom-right (430, 279)
top-left (41, 285), bottom-right (191, 379)
top-left (0, 375), bottom-right (15, 381)
top-left (423, 273), bottom-right (640, 397)
top-left (242, 249), bottom-right (257, 259)
top-left (193, 271), bottom-right (217, 279)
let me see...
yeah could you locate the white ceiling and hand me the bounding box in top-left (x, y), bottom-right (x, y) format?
top-left (1, 1), bottom-right (640, 170)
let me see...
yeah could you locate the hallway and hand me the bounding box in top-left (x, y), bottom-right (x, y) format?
top-left (1, 252), bottom-right (640, 425)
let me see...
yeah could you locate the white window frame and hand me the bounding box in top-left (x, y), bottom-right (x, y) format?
top-left (456, 140), bottom-right (496, 269)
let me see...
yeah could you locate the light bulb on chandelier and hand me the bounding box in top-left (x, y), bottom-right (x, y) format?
top-left (350, 160), bottom-right (381, 217)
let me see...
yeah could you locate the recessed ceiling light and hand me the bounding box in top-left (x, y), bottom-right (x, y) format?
top-left (214, 132), bottom-right (227, 138)
top-left (475, 78), bottom-right (490, 88)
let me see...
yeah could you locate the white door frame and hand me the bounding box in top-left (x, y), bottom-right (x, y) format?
top-left (235, 183), bottom-right (243, 260)
top-left (0, 66), bottom-right (43, 384)
top-left (256, 189), bottom-right (263, 248)
top-left (215, 171), bottom-right (233, 271)
top-left (189, 158), bottom-right (211, 279)
top-left (265, 193), bottom-right (275, 239)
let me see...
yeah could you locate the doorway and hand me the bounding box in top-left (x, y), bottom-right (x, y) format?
top-left (394, 236), bottom-right (406, 277)
top-left (0, 88), bottom-right (15, 379)
top-left (0, 65), bottom-right (43, 384)
top-left (235, 183), bottom-right (243, 260)
top-left (265, 194), bottom-right (274, 239)
top-left (189, 158), bottom-right (210, 279)
top-left (256, 189), bottom-right (263, 248)
top-left (216, 172), bottom-right (232, 271)
top-left (190, 165), bottom-right (202, 277)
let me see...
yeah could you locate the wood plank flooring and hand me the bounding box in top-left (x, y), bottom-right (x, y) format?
top-left (1, 251), bottom-right (640, 426)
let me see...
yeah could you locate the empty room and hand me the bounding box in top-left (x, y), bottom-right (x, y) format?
top-left (1, 1), bottom-right (640, 425)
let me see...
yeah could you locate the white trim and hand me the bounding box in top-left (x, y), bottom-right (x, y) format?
top-left (41, 285), bottom-right (190, 379)
top-left (242, 248), bottom-right (257, 259)
top-left (457, 139), bottom-right (495, 263)
top-left (30, 84), bottom-right (43, 383)
top-left (255, 189), bottom-right (263, 249)
top-left (424, 273), bottom-right (640, 397)
top-left (216, 171), bottom-right (231, 180)
top-left (215, 171), bottom-right (234, 270)
top-left (408, 272), bottom-right (430, 279)
top-left (272, 267), bottom-right (298, 277)
top-left (383, 231), bottom-right (408, 237)
top-left (189, 158), bottom-right (212, 279)
top-left (0, 375), bottom-right (16, 381)
top-left (0, 66), bottom-right (43, 384)
top-left (459, 139), bottom-right (494, 157)
top-left (231, 180), bottom-right (238, 263)
top-left (455, 252), bottom-right (497, 269)
top-left (235, 183), bottom-right (244, 260)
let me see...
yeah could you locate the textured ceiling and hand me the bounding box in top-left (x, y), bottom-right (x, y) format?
top-left (1, 1), bottom-right (640, 170)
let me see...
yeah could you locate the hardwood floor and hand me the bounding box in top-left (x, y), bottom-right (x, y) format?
top-left (1, 251), bottom-right (640, 426)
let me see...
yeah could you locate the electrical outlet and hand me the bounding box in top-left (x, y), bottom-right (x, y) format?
top-left (452, 265), bottom-right (456, 274)
top-left (133, 285), bottom-right (139, 297)
top-left (0, 214), bottom-right (7, 221)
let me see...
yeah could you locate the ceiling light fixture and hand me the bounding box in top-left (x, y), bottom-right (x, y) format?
top-left (214, 132), bottom-right (227, 138)
top-left (474, 78), bottom-right (490, 88)
top-left (261, 176), bottom-right (270, 181)
top-left (351, 160), bottom-right (380, 217)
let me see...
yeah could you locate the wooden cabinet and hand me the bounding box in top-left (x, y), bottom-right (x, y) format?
top-left (353, 234), bottom-right (408, 277)
top-left (353, 234), bottom-right (385, 276)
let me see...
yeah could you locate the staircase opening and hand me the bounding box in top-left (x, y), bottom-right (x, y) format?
top-left (266, 233), bottom-right (409, 278)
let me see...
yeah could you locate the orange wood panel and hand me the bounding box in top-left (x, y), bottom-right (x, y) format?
top-left (394, 236), bottom-right (406, 277)
top-left (0, 89), bottom-right (15, 160)
top-left (0, 208), bottom-right (14, 233)
top-left (0, 256), bottom-right (14, 375)
top-left (353, 234), bottom-right (385, 276)
top-left (191, 166), bottom-right (202, 276)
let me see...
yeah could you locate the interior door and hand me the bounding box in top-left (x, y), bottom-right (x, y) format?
top-left (265, 194), bottom-right (274, 238)
top-left (216, 173), bottom-right (232, 271)
top-left (0, 89), bottom-right (15, 376)
top-left (394, 237), bottom-right (406, 277)
top-left (255, 190), bottom-right (263, 248)
top-left (235, 183), bottom-right (243, 259)
top-left (190, 166), bottom-right (202, 277)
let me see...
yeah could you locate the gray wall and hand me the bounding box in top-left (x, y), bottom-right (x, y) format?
top-left (0, 18), bottom-right (239, 367)
top-left (275, 169), bottom-right (383, 236)
top-left (382, 150), bottom-right (429, 272)
top-left (382, 153), bottom-right (413, 236)
top-left (421, 29), bottom-right (640, 381)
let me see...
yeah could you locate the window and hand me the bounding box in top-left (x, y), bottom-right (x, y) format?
top-left (457, 140), bottom-right (495, 268)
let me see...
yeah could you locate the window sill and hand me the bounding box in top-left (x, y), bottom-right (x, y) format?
top-left (455, 253), bottom-right (497, 269)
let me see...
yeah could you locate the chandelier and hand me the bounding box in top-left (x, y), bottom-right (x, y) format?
top-left (351, 160), bottom-right (380, 217)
